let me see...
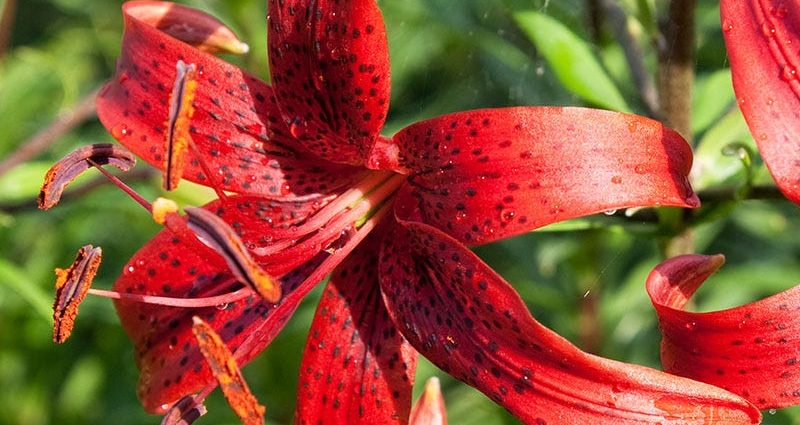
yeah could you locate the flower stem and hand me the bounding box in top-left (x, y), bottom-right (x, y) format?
top-left (657, 0), bottom-right (695, 143)
top-left (657, 0), bottom-right (696, 257)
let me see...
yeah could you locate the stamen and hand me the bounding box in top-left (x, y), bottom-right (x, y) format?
top-left (265, 171), bottom-right (391, 239)
top-left (87, 286), bottom-right (251, 308)
top-left (88, 159), bottom-right (152, 211)
top-left (164, 61), bottom-right (197, 191)
top-left (38, 143), bottom-right (136, 210)
top-left (52, 245), bottom-right (102, 343)
top-left (164, 60), bottom-right (229, 201)
top-left (153, 197), bottom-right (179, 225)
top-left (160, 395), bottom-right (207, 425)
top-left (185, 207), bottom-right (280, 303)
top-left (233, 200), bottom-right (392, 362)
top-left (254, 174), bottom-right (405, 262)
top-left (191, 316), bottom-right (266, 425)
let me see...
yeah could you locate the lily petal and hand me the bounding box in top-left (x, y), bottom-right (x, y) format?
top-left (97, 1), bottom-right (360, 199)
top-left (721, 0), bottom-right (800, 205)
top-left (267, 0), bottom-right (390, 165)
top-left (115, 196), bottom-right (328, 412)
top-left (647, 254), bottom-right (800, 409)
top-left (390, 107), bottom-right (698, 245)
top-left (409, 377), bottom-right (447, 425)
top-left (296, 228), bottom-right (417, 424)
top-left (379, 217), bottom-right (760, 424)
top-left (124, 1), bottom-right (250, 54)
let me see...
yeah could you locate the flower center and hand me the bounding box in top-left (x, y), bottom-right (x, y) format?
top-left (87, 164), bottom-right (403, 310)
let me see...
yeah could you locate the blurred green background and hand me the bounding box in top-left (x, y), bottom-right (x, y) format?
top-left (1, 0), bottom-right (799, 424)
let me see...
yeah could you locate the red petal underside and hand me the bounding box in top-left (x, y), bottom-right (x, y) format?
top-left (721, 0), bottom-right (800, 205)
top-left (97, 2), bottom-right (360, 198)
top-left (390, 107), bottom-right (699, 245)
top-left (409, 378), bottom-right (447, 425)
top-left (296, 227), bottom-right (417, 424)
top-left (267, 0), bottom-right (390, 165)
top-left (647, 254), bottom-right (800, 409)
top-left (378, 218), bottom-right (760, 424)
top-left (115, 196), bottom-right (329, 412)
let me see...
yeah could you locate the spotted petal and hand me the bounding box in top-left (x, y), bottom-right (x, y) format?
top-left (648, 254), bottom-right (800, 409)
top-left (296, 228), bottom-right (417, 424)
top-left (267, 0), bottom-right (390, 165)
top-left (390, 107), bottom-right (698, 245)
top-left (115, 196), bottom-right (329, 411)
top-left (721, 0), bottom-right (800, 205)
top-left (97, 1), bottom-right (360, 198)
top-left (379, 215), bottom-right (760, 424)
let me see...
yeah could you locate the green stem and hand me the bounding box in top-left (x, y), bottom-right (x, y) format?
top-left (657, 0), bottom-right (696, 143)
top-left (657, 0), bottom-right (696, 257)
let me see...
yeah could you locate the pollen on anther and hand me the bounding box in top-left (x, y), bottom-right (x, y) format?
top-left (164, 61), bottom-right (198, 191)
top-left (52, 245), bottom-right (103, 343)
top-left (191, 316), bottom-right (265, 425)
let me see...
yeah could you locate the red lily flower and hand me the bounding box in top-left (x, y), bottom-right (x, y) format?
top-left (647, 254), bottom-right (800, 410)
top-left (83, 1), bottom-right (762, 423)
top-left (720, 0), bottom-right (800, 205)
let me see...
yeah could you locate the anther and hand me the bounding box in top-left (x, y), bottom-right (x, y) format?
top-left (39, 144), bottom-right (136, 210)
top-left (164, 60), bottom-right (197, 191)
top-left (191, 316), bottom-right (265, 425)
top-left (52, 245), bottom-right (102, 343)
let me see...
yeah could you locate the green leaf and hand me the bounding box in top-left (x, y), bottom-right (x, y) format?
top-left (693, 69), bottom-right (735, 135)
top-left (0, 161), bottom-right (52, 203)
top-left (514, 11), bottom-right (630, 112)
top-left (0, 258), bottom-right (51, 322)
top-left (692, 107), bottom-right (754, 190)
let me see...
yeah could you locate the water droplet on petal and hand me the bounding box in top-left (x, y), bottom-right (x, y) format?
top-left (111, 124), bottom-right (129, 139)
top-left (722, 19), bottom-right (733, 32)
top-left (216, 303), bottom-right (229, 310)
top-left (780, 65), bottom-right (797, 81)
top-left (117, 71), bottom-right (129, 84)
top-left (455, 211), bottom-right (467, 221)
top-left (761, 23), bottom-right (776, 37)
top-left (611, 175), bottom-right (623, 184)
top-left (499, 209), bottom-right (515, 222)
top-left (684, 321), bottom-right (696, 331)
top-left (603, 209), bottom-right (617, 216)
top-left (634, 164), bottom-right (647, 174)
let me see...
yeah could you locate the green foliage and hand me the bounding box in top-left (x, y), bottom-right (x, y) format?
top-left (515, 11), bottom-right (630, 112)
top-left (1, 1), bottom-right (799, 424)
